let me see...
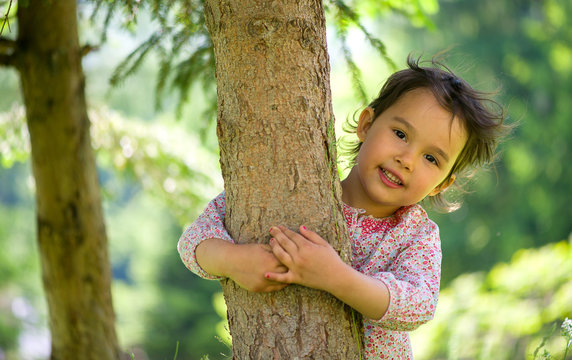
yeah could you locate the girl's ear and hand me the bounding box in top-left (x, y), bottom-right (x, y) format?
top-left (356, 107), bottom-right (375, 141)
top-left (428, 174), bottom-right (456, 197)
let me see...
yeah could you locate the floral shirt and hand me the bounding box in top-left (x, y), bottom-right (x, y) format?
top-left (178, 192), bottom-right (441, 359)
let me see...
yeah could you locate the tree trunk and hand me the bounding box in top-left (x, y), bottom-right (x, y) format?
top-left (204, 0), bottom-right (363, 358)
top-left (15, 1), bottom-right (120, 358)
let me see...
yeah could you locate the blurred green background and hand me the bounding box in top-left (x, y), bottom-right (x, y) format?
top-left (0, 0), bottom-right (570, 359)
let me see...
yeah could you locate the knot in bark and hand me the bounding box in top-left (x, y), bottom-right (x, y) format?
top-left (247, 17), bottom-right (282, 38)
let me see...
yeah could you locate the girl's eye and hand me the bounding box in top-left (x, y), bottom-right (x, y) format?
top-left (425, 154), bottom-right (438, 165)
top-left (393, 129), bottom-right (406, 140)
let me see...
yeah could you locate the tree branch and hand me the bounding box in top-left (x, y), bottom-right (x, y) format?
top-left (0, 36), bottom-right (15, 66)
top-left (0, 37), bottom-right (14, 50)
top-left (81, 44), bottom-right (99, 58)
top-left (1, 0), bottom-right (13, 36)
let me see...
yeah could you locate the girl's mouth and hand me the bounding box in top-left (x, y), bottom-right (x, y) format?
top-left (379, 167), bottom-right (403, 187)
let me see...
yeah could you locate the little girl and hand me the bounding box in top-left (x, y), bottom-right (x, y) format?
top-left (178, 56), bottom-right (509, 359)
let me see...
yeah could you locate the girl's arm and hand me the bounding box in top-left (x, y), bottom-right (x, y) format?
top-left (178, 193), bottom-right (234, 280)
top-left (178, 193), bottom-right (288, 292)
top-left (195, 238), bottom-right (288, 292)
top-left (365, 225), bottom-right (441, 331)
top-left (267, 219), bottom-right (441, 330)
top-left (267, 226), bottom-right (390, 320)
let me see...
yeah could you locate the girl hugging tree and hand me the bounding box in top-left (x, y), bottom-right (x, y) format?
top-left (178, 55), bottom-right (511, 359)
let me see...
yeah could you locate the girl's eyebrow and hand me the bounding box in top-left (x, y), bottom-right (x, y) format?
top-left (392, 116), bottom-right (451, 163)
top-left (430, 145), bottom-right (451, 163)
top-left (393, 116), bottom-right (415, 134)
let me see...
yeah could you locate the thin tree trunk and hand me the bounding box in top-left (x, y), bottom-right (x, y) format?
top-left (204, 0), bottom-right (363, 358)
top-left (15, 1), bottom-right (120, 358)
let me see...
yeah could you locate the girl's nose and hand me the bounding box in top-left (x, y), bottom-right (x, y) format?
top-left (395, 152), bottom-right (414, 171)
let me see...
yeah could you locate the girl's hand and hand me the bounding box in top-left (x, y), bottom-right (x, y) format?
top-left (267, 226), bottom-right (391, 320)
top-left (266, 225), bottom-right (346, 293)
top-left (227, 243), bottom-right (290, 293)
top-left (196, 239), bottom-right (289, 293)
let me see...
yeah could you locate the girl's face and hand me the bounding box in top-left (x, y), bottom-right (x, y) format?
top-left (342, 88), bottom-right (468, 218)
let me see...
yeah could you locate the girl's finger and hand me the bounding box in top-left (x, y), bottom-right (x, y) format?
top-left (265, 271), bottom-right (293, 284)
top-left (275, 264), bottom-right (288, 273)
top-left (270, 226), bottom-right (297, 249)
top-left (276, 225), bottom-right (307, 248)
top-left (299, 225), bottom-right (328, 245)
top-left (269, 238), bottom-right (293, 266)
top-left (260, 244), bottom-right (272, 252)
top-left (272, 230), bottom-right (299, 254)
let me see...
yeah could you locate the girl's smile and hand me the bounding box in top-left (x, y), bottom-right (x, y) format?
top-left (379, 167), bottom-right (403, 188)
top-left (342, 88), bottom-right (468, 218)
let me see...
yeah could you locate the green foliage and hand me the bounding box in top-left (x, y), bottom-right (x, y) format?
top-left (89, 106), bottom-right (220, 224)
top-left (532, 318), bottom-right (572, 360)
top-left (348, 0), bottom-right (437, 29)
top-left (0, 104), bottom-right (220, 223)
top-left (0, 105), bottom-right (28, 167)
top-left (102, 188), bottom-right (227, 359)
top-left (94, 0), bottom-right (217, 125)
top-left (88, 0), bottom-right (142, 41)
top-left (561, 318), bottom-right (572, 359)
top-left (96, 0), bottom-right (435, 127)
top-left (0, 0), bottom-right (16, 37)
top-left (140, 244), bottom-right (228, 359)
top-left (0, 205), bottom-right (31, 353)
top-left (0, 165), bottom-right (43, 357)
top-left (411, 238), bottom-right (572, 359)
top-left (327, 0), bottom-right (399, 104)
top-left (0, 317), bottom-right (18, 356)
top-left (211, 292), bottom-right (231, 348)
top-left (105, 189), bottom-right (228, 359)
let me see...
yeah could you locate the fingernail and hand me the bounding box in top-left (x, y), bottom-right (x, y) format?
top-left (265, 274), bottom-right (270, 279)
top-left (270, 238), bottom-right (274, 243)
top-left (301, 225), bottom-right (307, 230)
top-left (269, 227), bottom-right (273, 232)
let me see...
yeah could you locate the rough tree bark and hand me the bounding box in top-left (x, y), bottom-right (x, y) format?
top-left (204, 0), bottom-right (363, 358)
top-left (12, 0), bottom-right (120, 358)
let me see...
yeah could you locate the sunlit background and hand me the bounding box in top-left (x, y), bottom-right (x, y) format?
top-left (0, 0), bottom-right (571, 359)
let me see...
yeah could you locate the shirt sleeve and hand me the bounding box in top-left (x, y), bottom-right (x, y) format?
top-left (366, 211), bottom-right (442, 332)
top-left (177, 192), bottom-right (233, 280)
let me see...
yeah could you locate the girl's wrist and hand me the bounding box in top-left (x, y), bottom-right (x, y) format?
top-left (216, 240), bottom-right (241, 278)
top-left (196, 238), bottom-right (236, 278)
top-left (320, 259), bottom-right (355, 295)
top-left (327, 264), bottom-right (390, 320)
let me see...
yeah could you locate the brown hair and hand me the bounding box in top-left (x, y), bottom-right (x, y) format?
top-left (339, 54), bottom-right (512, 212)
